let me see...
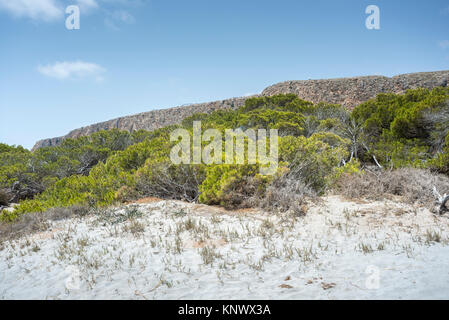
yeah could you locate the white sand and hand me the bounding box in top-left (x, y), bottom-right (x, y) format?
top-left (1, 196), bottom-right (449, 300)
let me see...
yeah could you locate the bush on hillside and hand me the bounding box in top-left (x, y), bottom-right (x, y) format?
top-left (199, 164), bottom-right (272, 209)
top-left (279, 133), bottom-right (350, 193)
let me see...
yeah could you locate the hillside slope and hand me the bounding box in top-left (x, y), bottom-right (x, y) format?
top-left (32, 70), bottom-right (449, 150)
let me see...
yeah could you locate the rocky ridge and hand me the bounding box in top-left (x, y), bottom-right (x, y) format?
top-left (32, 70), bottom-right (449, 150)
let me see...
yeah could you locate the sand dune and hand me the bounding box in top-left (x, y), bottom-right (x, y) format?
top-left (1, 196), bottom-right (448, 300)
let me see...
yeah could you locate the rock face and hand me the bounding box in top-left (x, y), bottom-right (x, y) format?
top-left (32, 70), bottom-right (449, 151)
top-left (262, 71), bottom-right (449, 108)
top-left (32, 97), bottom-right (249, 150)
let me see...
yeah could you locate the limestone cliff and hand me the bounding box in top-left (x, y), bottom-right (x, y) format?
top-left (262, 71), bottom-right (449, 108)
top-left (32, 70), bottom-right (449, 150)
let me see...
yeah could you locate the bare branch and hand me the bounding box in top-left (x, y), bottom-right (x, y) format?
top-left (440, 195), bottom-right (449, 215)
top-left (433, 186), bottom-right (449, 215)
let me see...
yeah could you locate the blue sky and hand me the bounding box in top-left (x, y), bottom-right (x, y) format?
top-left (1, 0), bottom-right (448, 149)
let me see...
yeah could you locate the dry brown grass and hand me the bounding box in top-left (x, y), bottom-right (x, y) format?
top-left (258, 171), bottom-right (315, 216)
top-left (0, 189), bottom-right (10, 207)
top-left (0, 205), bottom-right (90, 241)
top-left (335, 168), bottom-right (449, 209)
top-left (129, 196), bottom-right (164, 204)
top-left (123, 219), bottom-right (145, 237)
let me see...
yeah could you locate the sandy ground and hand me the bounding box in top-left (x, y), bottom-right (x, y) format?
top-left (1, 196), bottom-right (449, 300)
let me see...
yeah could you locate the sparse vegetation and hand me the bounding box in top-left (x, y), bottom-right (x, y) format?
top-left (123, 219), bottom-right (146, 237)
top-left (334, 168), bottom-right (449, 209)
top-left (199, 246), bottom-right (221, 265)
top-left (0, 205), bottom-right (90, 241)
top-left (358, 242), bottom-right (374, 254)
top-left (425, 229), bottom-right (442, 244)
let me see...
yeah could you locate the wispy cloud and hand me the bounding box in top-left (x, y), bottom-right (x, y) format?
top-left (0, 0), bottom-right (139, 22)
top-left (113, 10), bottom-right (135, 23)
top-left (99, 0), bottom-right (145, 6)
top-left (37, 61), bottom-right (106, 81)
top-left (0, 0), bottom-right (63, 21)
top-left (104, 9), bottom-right (135, 30)
top-left (438, 40), bottom-right (449, 49)
top-left (76, 0), bottom-right (98, 13)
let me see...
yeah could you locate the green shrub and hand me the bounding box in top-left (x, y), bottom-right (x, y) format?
top-left (428, 133), bottom-right (449, 174)
top-left (279, 134), bottom-right (349, 193)
top-left (351, 87), bottom-right (449, 166)
top-left (199, 164), bottom-right (272, 209)
top-left (372, 136), bottom-right (430, 168)
top-left (238, 109), bottom-right (304, 136)
top-left (328, 159), bottom-right (362, 187)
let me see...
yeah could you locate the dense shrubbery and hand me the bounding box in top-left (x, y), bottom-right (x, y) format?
top-left (279, 133), bottom-right (350, 192)
top-left (429, 133), bottom-right (449, 174)
top-left (0, 129), bottom-right (157, 205)
top-left (1, 88), bottom-right (449, 221)
top-left (351, 87), bottom-right (449, 168)
top-left (199, 164), bottom-right (271, 209)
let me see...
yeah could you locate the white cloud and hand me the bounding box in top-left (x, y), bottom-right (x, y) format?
top-left (438, 40), bottom-right (449, 49)
top-left (99, 0), bottom-right (144, 6)
top-left (113, 10), bottom-right (135, 23)
top-left (37, 61), bottom-right (106, 81)
top-left (0, 0), bottom-right (142, 29)
top-left (0, 0), bottom-right (141, 24)
top-left (0, 0), bottom-right (63, 21)
top-left (104, 9), bottom-right (135, 29)
top-left (76, 0), bottom-right (98, 13)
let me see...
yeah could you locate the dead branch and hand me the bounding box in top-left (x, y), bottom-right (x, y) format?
top-left (433, 186), bottom-right (449, 215)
